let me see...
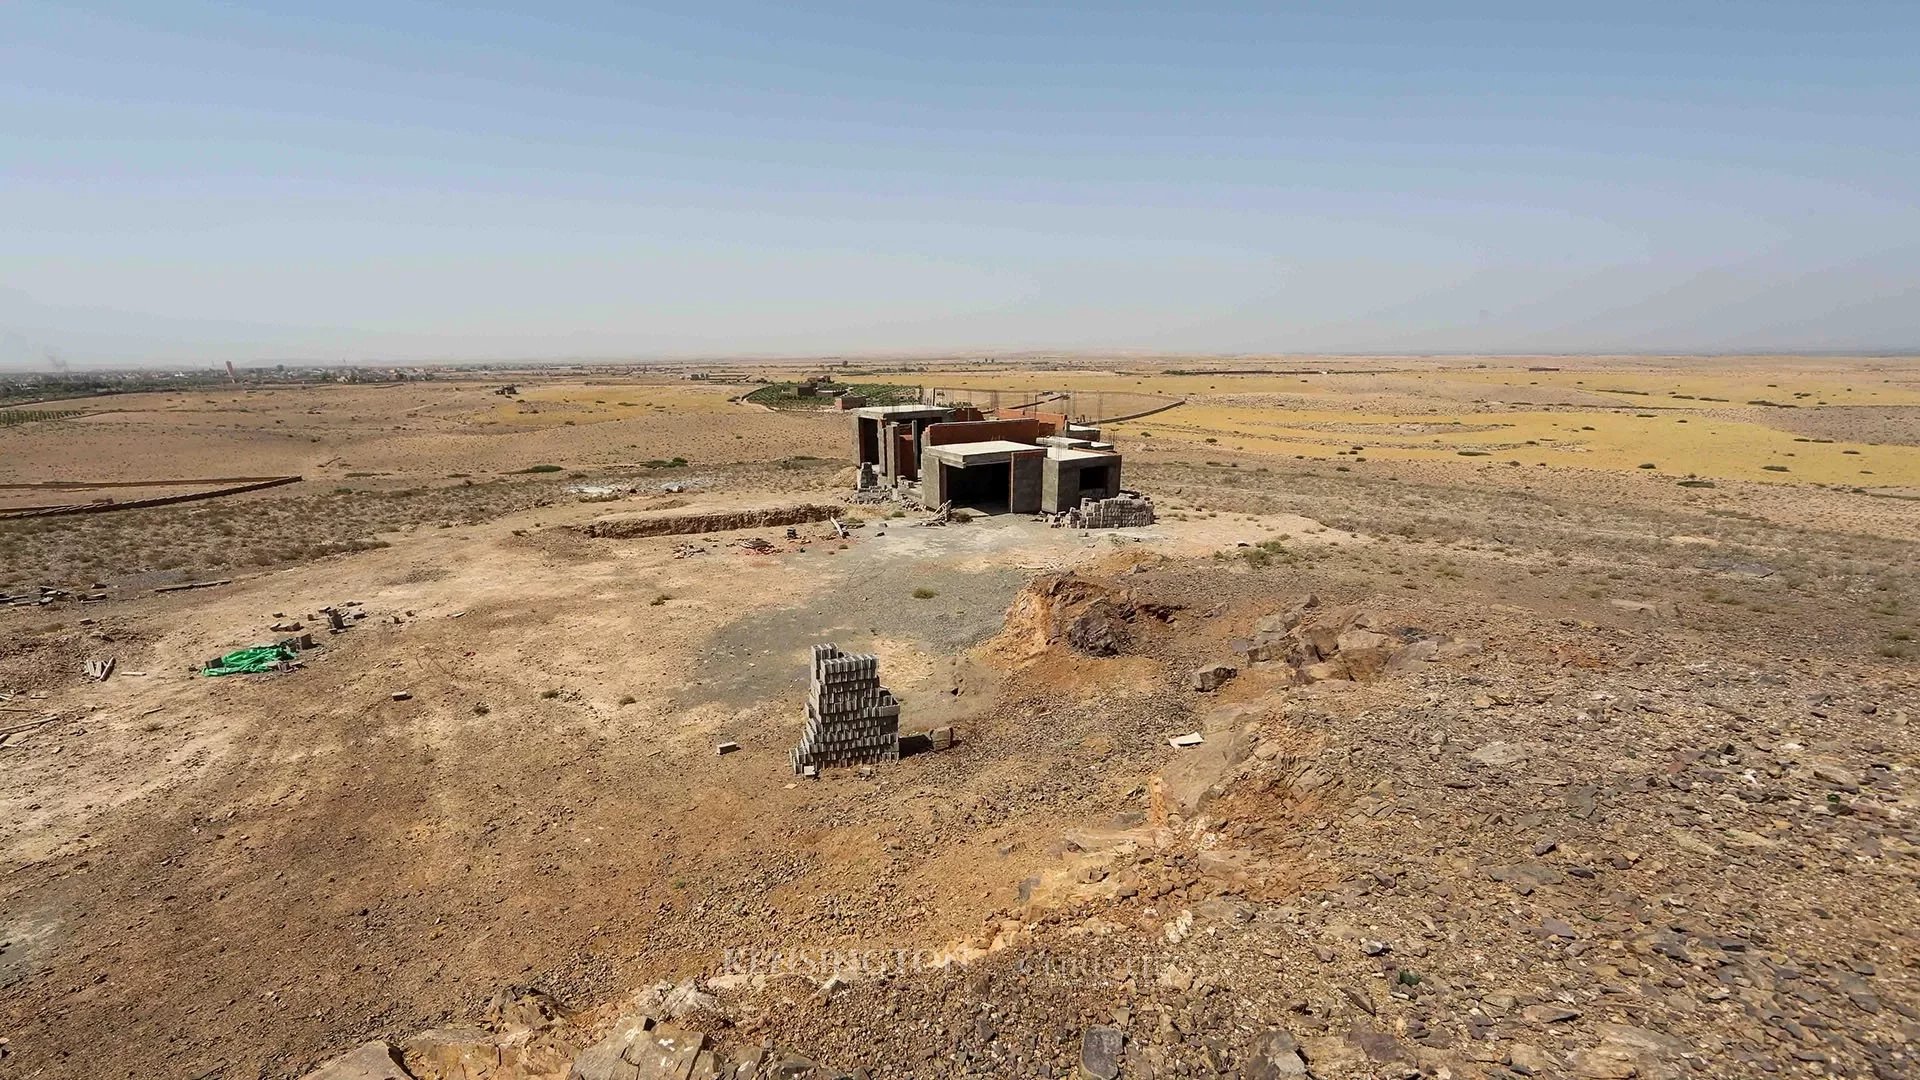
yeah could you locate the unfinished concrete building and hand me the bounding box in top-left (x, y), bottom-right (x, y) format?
top-left (848, 405), bottom-right (961, 487)
top-left (850, 403), bottom-right (1127, 516)
top-left (791, 644), bottom-right (900, 774)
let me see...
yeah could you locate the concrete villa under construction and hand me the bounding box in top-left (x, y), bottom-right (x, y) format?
top-left (847, 403), bottom-right (1132, 516)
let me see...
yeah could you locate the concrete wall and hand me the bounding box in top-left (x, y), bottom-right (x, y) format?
top-left (1010, 450), bottom-right (1044, 514)
top-left (1041, 455), bottom-right (1122, 513)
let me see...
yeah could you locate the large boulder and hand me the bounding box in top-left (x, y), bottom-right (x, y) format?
top-left (571, 1016), bottom-right (711, 1080)
top-left (299, 1042), bottom-right (413, 1080)
top-left (399, 1028), bottom-right (492, 1079)
top-left (1255, 593), bottom-right (1319, 636)
top-left (1190, 661), bottom-right (1238, 692)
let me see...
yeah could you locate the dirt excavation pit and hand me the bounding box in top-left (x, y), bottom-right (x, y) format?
top-left (576, 503), bottom-right (845, 539)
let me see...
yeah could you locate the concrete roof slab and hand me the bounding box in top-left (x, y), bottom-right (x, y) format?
top-left (924, 439), bottom-right (1043, 466)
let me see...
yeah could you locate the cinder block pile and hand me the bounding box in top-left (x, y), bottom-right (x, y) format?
top-left (1074, 494), bottom-right (1156, 528)
top-left (791, 644), bottom-right (901, 773)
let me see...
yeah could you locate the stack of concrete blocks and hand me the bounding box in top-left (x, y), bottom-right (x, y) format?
top-left (1075, 494), bottom-right (1156, 528)
top-left (791, 644), bottom-right (901, 774)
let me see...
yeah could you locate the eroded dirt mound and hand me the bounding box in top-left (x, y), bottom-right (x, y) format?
top-left (991, 572), bottom-right (1182, 662)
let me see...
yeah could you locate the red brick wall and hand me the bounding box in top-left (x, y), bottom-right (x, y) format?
top-left (924, 418), bottom-right (1039, 447)
top-left (991, 408), bottom-right (1069, 438)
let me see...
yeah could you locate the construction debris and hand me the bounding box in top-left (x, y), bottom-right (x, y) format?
top-left (201, 643), bottom-right (300, 677)
top-left (3, 585), bottom-right (80, 607)
top-left (153, 578), bottom-right (233, 595)
top-left (716, 741), bottom-right (740, 755)
top-left (83, 657), bottom-right (117, 681)
top-left (791, 644), bottom-right (900, 773)
top-left (0, 714), bottom-right (64, 741)
top-left (1068, 493), bottom-right (1156, 529)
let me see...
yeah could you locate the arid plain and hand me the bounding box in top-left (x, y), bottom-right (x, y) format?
top-left (1, 355), bottom-right (1916, 1079)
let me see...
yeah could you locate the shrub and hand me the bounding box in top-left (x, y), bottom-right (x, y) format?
top-left (519, 464), bottom-right (564, 473)
top-left (911, 587), bottom-right (937, 599)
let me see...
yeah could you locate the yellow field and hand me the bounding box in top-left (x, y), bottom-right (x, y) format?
top-left (862, 360), bottom-right (1920, 487)
top-left (477, 381), bottom-right (749, 427)
top-left (1445, 368), bottom-right (1920, 407)
top-left (1120, 405), bottom-right (1916, 485)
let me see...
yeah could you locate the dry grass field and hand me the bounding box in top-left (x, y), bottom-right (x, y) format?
top-left (871, 356), bottom-right (1920, 489)
top-left (1, 356), bottom-right (1916, 1080)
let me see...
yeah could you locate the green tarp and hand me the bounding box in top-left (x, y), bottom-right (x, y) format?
top-left (201, 643), bottom-right (298, 676)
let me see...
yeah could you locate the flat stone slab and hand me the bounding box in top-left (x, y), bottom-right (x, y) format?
top-left (299, 1041), bottom-right (412, 1080)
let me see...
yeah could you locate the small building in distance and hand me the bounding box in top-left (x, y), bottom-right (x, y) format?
top-left (848, 403), bottom-right (1124, 515)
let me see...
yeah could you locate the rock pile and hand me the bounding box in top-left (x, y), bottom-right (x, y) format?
top-left (1199, 594), bottom-right (1475, 688)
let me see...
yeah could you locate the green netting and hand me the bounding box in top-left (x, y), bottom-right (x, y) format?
top-left (201, 643), bottom-right (297, 676)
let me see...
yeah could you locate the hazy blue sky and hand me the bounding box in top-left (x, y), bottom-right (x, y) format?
top-left (4, 2), bottom-right (1917, 366)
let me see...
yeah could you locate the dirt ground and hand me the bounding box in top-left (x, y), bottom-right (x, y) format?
top-left (1, 357), bottom-right (1916, 1079)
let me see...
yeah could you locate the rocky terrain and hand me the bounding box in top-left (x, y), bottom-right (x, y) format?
top-left (278, 551), bottom-right (1915, 1080)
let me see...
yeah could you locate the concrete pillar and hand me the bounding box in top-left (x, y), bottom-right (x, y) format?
top-left (1041, 459), bottom-right (1066, 514)
top-left (924, 460), bottom-right (948, 507)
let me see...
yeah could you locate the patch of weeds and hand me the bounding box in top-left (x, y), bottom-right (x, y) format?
top-left (519, 464), bottom-right (564, 473)
top-left (911, 587), bottom-right (937, 599)
top-left (540, 688), bottom-right (562, 699)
